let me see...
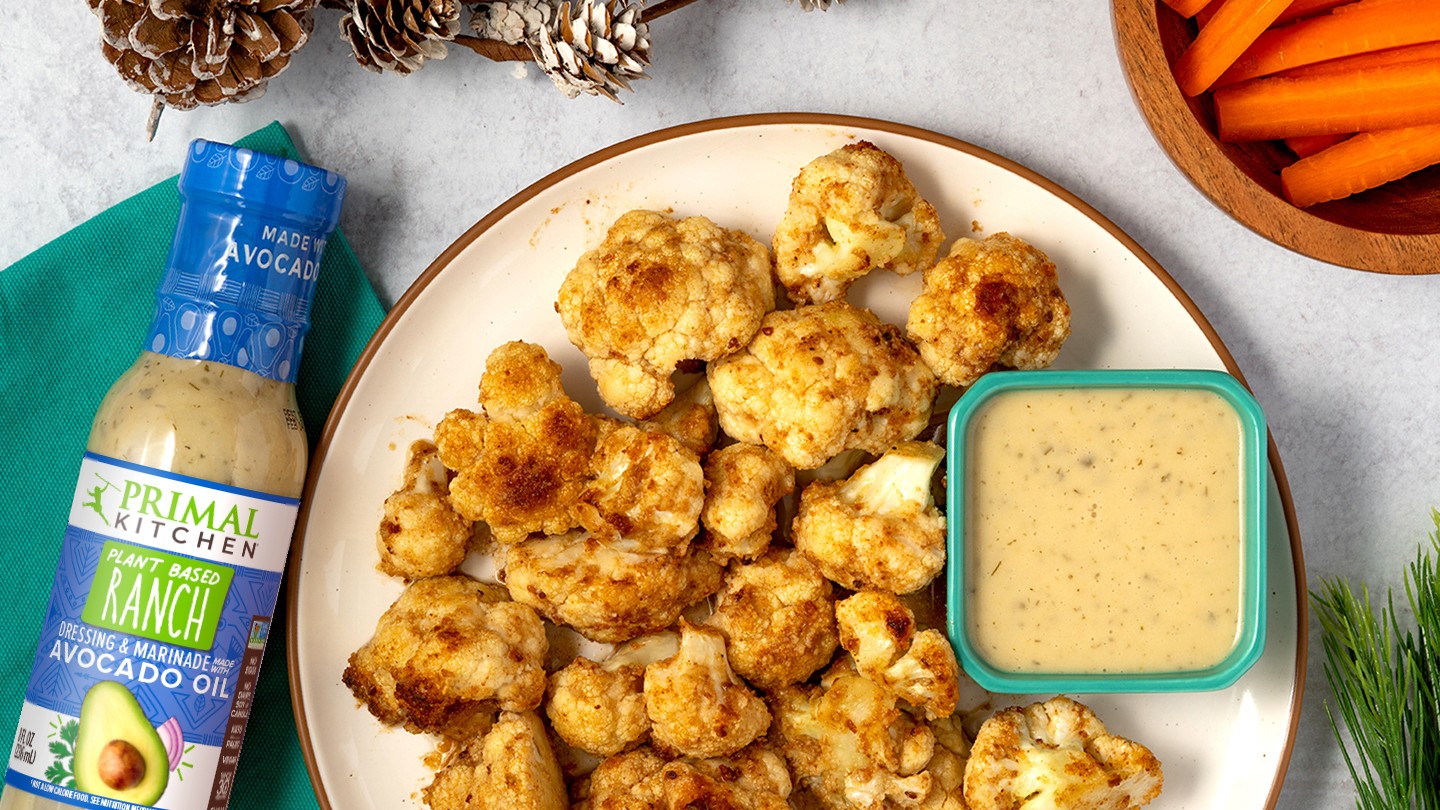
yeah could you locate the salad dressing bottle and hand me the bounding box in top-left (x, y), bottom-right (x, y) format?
top-left (1, 140), bottom-right (345, 810)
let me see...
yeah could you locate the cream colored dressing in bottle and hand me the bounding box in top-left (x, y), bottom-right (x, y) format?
top-left (1, 140), bottom-right (344, 810)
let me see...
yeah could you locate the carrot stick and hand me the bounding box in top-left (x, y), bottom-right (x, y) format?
top-left (1274, 0), bottom-right (1351, 23)
top-left (1280, 123), bottom-right (1440, 205)
top-left (1278, 41), bottom-right (1440, 78)
top-left (1285, 133), bottom-right (1352, 156)
top-left (1215, 59), bottom-right (1440, 140)
top-left (1162, 0), bottom-right (1214, 17)
top-left (1271, 0), bottom-right (1413, 24)
top-left (1215, 0), bottom-right (1440, 86)
top-left (1196, 0), bottom-right (1222, 27)
top-left (1329, 0), bottom-right (1418, 15)
top-left (1173, 0), bottom-right (1295, 96)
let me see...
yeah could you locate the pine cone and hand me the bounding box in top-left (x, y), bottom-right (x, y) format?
top-left (471, 0), bottom-right (555, 46)
top-left (340, 0), bottom-right (461, 74)
top-left (790, 0), bottom-right (844, 9)
top-left (90, 0), bottom-right (315, 109)
top-left (530, 0), bottom-right (648, 102)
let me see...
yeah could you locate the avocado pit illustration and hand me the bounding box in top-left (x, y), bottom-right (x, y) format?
top-left (72, 681), bottom-right (170, 804)
top-left (97, 739), bottom-right (147, 789)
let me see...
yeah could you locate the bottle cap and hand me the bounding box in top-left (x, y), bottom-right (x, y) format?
top-left (179, 139), bottom-right (347, 231)
top-left (147, 140), bottom-right (347, 384)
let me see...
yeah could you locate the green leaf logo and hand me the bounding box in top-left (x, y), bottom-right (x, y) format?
top-left (45, 717), bottom-right (78, 788)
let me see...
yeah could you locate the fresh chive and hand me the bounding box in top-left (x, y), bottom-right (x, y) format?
top-left (1311, 509), bottom-right (1440, 810)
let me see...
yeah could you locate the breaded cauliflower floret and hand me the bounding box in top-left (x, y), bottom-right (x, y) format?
top-left (640, 378), bottom-right (718, 459)
top-left (644, 620), bottom-right (771, 759)
top-left (342, 575), bottom-right (547, 740)
top-left (576, 745), bottom-right (791, 810)
top-left (772, 664), bottom-right (938, 810)
top-left (424, 711), bottom-right (568, 810)
top-left (557, 210), bottom-right (776, 419)
top-left (773, 141), bottom-right (945, 305)
top-left (444, 342), bottom-right (601, 545)
top-left (708, 301), bottom-right (938, 470)
top-left (699, 443), bottom-right (795, 562)
top-left (906, 232), bottom-right (1071, 388)
top-left (964, 696), bottom-right (1163, 810)
top-left (546, 631), bottom-right (679, 757)
top-left (705, 549), bottom-right (838, 691)
top-left (793, 441), bottom-right (947, 594)
top-left (836, 591), bottom-right (959, 720)
top-left (502, 531), bottom-right (722, 643)
top-left (574, 424), bottom-right (703, 552)
top-left (376, 439), bottom-right (475, 580)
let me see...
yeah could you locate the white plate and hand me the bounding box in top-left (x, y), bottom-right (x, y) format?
top-left (287, 114), bottom-right (1305, 810)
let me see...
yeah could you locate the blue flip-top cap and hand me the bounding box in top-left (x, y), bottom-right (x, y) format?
top-left (146, 140), bottom-right (348, 384)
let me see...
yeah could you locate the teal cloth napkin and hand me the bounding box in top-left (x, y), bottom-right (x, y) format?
top-left (0, 122), bottom-right (385, 809)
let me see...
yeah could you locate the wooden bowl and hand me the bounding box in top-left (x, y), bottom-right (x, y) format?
top-left (1113, 0), bottom-right (1440, 274)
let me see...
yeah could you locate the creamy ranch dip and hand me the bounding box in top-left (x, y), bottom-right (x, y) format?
top-left (964, 387), bottom-right (1244, 674)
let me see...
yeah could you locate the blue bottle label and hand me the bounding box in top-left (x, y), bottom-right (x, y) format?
top-left (144, 214), bottom-right (328, 384)
top-left (145, 141), bottom-right (346, 385)
top-left (3, 455), bottom-right (297, 809)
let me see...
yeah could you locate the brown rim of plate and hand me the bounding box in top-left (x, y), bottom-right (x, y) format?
top-left (1112, 0), bottom-right (1440, 275)
top-left (284, 111), bottom-right (1308, 809)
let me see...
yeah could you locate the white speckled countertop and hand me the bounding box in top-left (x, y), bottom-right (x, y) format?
top-left (3, 1), bottom-right (1438, 807)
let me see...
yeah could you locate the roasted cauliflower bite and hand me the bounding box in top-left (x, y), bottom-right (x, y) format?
top-left (574, 747), bottom-right (668, 810)
top-left (643, 619), bottom-right (771, 759)
top-left (546, 631), bottom-right (679, 757)
top-left (772, 663), bottom-right (939, 810)
top-left (836, 591), bottom-right (959, 720)
top-left (773, 141), bottom-right (945, 305)
top-left (434, 407), bottom-right (486, 471)
top-left (704, 548), bottom-right (838, 691)
top-left (342, 575), bottom-right (548, 740)
top-left (905, 232), bottom-right (1071, 388)
top-left (425, 711), bottom-right (568, 810)
top-left (575, 424), bottom-right (703, 552)
top-left (640, 378), bottom-right (719, 458)
top-left (479, 340), bottom-right (570, 421)
top-left (964, 696), bottom-right (1163, 810)
top-left (547, 725), bottom-right (604, 784)
top-left (376, 439), bottom-right (475, 580)
top-left (793, 441), bottom-right (947, 595)
top-left (576, 745), bottom-right (791, 810)
top-left (444, 342), bottom-right (601, 545)
top-left (708, 301), bottom-right (939, 470)
top-left (557, 209), bottom-right (776, 419)
top-left (699, 443), bottom-right (796, 562)
top-left (680, 744), bottom-right (794, 807)
top-left (914, 715), bottom-right (974, 810)
top-left (502, 531), bottom-right (723, 643)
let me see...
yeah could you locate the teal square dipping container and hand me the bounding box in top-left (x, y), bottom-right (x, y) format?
top-left (945, 369), bottom-right (1268, 694)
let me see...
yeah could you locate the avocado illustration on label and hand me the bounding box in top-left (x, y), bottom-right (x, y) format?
top-left (72, 681), bottom-right (170, 805)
